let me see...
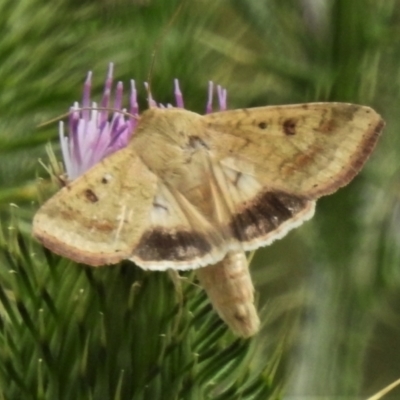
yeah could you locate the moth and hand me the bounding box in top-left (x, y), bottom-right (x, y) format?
top-left (33, 104), bottom-right (384, 337)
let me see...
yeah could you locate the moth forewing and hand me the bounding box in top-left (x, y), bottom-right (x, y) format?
top-left (196, 250), bottom-right (260, 338)
top-left (33, 145), bottom-right (158, 266)
top-left (203, 103), bottom-right (384, 199)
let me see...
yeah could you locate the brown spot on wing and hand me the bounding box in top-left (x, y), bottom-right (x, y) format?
top-left (317, 118), bottom-right (337, 134)
top-left (134, 228), bottom-right (211, 262)
top-left (281, 144), bottom-right (323, 176)
top-left (84, 189), bottom-right (98, 203)
top-left (283, 118), bottom-right (297, 135)
top-left (58, 209), bottom-right (115, 233)
top-left (230, 191), bottom-right (309, 242)
top-left (258, 121), bottom-right (267, 129)
top-left (87, 220), bottom-right (115, 233)
top-left (101, 174), bottom-right (112, 184)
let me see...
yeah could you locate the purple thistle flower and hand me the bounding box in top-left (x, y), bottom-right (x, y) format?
top-left (60, 63), bottom-right (228, 180)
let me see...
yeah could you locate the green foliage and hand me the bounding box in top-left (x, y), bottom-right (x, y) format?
top-left (0, 217), bottom-right (279, 399)
top-left (0, 0), bottom-right (400, 398)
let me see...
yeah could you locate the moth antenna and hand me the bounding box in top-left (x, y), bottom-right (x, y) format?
top-left (146, 0), bottom-right (186, 95)
top-left (37, 107), bottom-right (139, 129)
top-left (37, 112), bottom-right (71, 128)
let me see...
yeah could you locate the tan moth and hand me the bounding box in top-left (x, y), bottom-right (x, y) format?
top-left (33, 67), bottom-right (384, 337)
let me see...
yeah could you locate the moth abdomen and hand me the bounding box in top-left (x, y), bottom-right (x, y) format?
top-left (195, 250), bottom-right (259, 338)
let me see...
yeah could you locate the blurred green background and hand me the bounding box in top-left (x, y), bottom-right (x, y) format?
top-left (0, 0), bottom-right (399, 398)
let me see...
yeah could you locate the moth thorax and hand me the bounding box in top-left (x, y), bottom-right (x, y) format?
top-left (195, 250), bottom-right (260, 337)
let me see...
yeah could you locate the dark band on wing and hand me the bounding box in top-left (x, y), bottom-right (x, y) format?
top-left (230, 191), bottom-right (309, 242)
top-left (134, 228), bottom-right (211, 262)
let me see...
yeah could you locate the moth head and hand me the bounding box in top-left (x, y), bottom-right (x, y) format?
top-left (136, 107), bottom-right (204, 142)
